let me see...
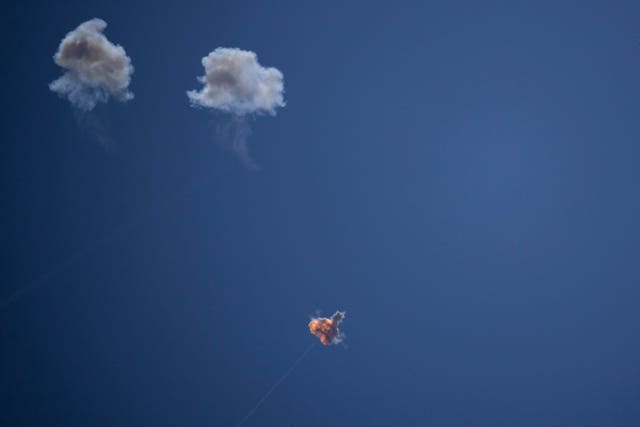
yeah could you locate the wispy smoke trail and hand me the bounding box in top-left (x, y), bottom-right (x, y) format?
top-left (215, 115), bottom-right (258, 170)
top-left (237, 342), bottom-right (315, 426)
top-left (72, 108), bottom-right (113, 148)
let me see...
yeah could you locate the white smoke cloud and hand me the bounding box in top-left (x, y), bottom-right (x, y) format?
top-left (187, 48), bottom-right (285, 115)
top-left (49, 18), bottom-right (134, 111)
top-left (187, 48), bottom-right (285, 168)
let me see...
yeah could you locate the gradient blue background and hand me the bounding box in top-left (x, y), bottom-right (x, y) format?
top-left (2, 1), bottom-right (640, 425)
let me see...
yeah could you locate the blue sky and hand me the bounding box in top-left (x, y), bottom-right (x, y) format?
top-left (2, 1), bottom-right (640, 425)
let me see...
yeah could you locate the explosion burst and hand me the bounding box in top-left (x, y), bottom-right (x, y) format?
top-left (308, 311), bottom-right (345, 345)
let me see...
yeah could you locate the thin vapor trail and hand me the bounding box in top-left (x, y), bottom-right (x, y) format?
top-left (0, 216), bottom-right (144, 314)
top-left (237, 342), bottom-right (315, 426)
top-left (0, 165), bottom-right (218, 316)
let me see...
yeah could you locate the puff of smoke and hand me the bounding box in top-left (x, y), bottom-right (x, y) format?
top-left (309, 311), bottom-right (346, 346)
top-left (49, 18), bottom-right (134, 111)
top-left (187, 48), bottom-right (285, 115)
top-left (187, 48), bottom-right (285, 168)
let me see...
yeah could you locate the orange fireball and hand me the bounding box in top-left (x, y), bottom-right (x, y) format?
top-left (309, 311), bottom-right (345, 345)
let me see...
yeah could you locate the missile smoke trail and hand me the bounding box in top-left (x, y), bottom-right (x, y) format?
top-left (237, 342), bottom-right (315, 427)
top-left (0, 166), bottom-right (215, 316)
top-left (0, 216), bottom-right (144, 315)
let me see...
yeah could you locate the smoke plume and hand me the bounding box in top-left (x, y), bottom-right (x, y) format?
top-left (187, 48), bottom-right (284, 115)
top-left (309, 311), bottom-right (346, 346)
top-left (49, 18), bottom-right (134, 111)
top-left (187, 48), bottom-right (285, 166)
